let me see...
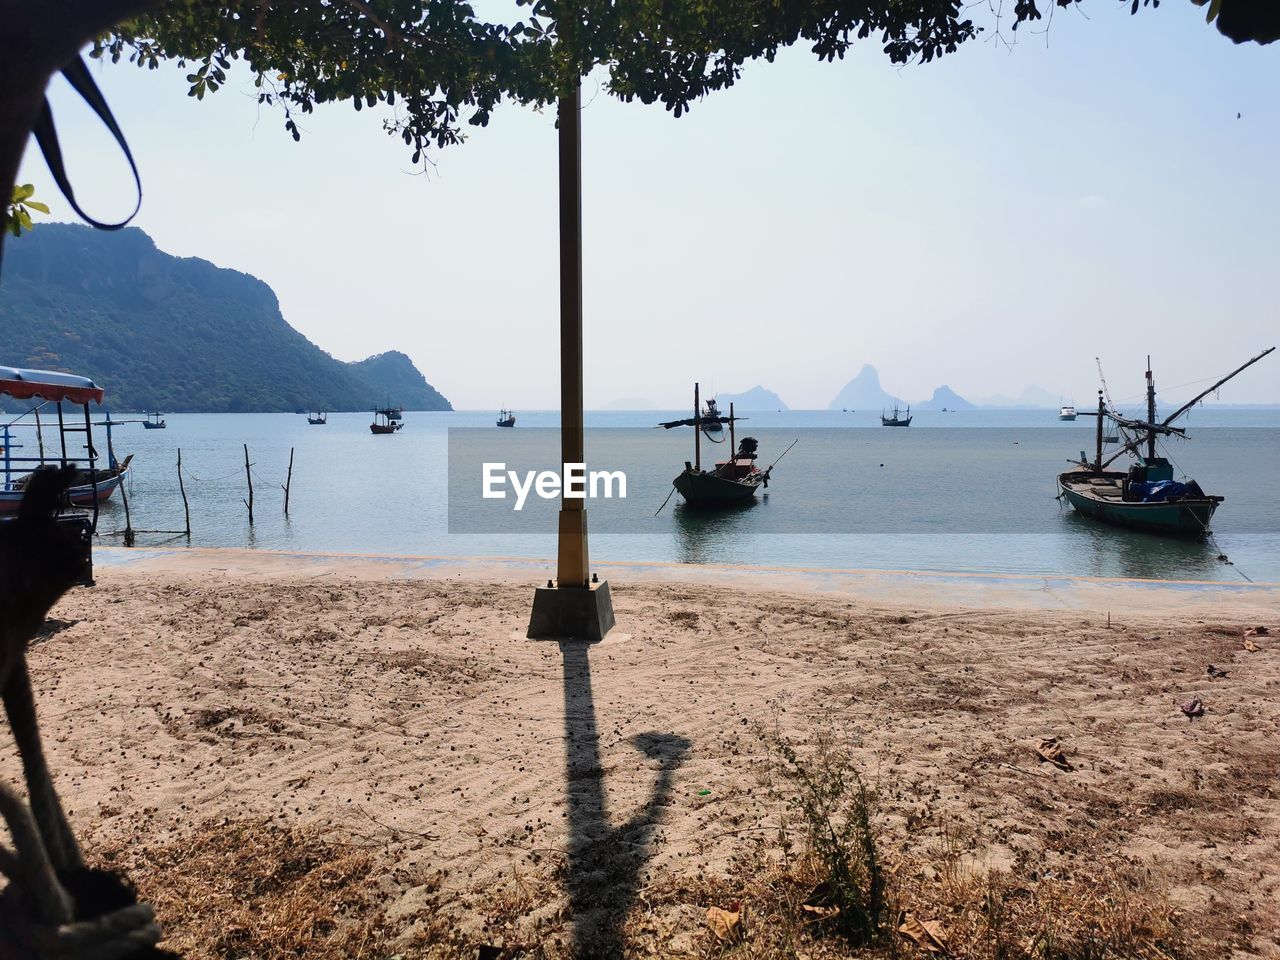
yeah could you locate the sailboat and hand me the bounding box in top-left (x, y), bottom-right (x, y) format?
top-left (1057, 348), bottom-right (1273, 537)
top-left (659, 383), bottom-right (794, 507)
top-left (496, 408), bottom-right (516, 428)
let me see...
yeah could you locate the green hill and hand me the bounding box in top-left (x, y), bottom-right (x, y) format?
top-left (0, 224), bottom-right (451, 413)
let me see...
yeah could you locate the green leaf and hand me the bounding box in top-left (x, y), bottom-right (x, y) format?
top-left (25, 201), bottom-right (50, 214)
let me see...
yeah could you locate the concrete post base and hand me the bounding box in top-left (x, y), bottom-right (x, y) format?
top-left (527, 580), bottom-right (615, 642)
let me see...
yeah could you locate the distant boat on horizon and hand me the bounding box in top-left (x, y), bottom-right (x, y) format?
top-left (881, 405), bottom-right (911, 427)
top-left (143, 411), bottom-right (166, 429)
top-left (496, 408), bottom-right (516, 428)
top-left (307, 410), bottom-right (327, 425)
top-left (371, 406), bottom-right (403, 434)
top-left (1059, 404), bottom-right (1077, 421)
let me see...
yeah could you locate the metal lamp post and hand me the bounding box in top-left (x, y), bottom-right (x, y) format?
top-left (527, 86), bottom-right (615, 641)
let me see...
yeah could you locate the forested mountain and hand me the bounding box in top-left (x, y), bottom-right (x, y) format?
top-left (0, 224), bottom-right (451, 413)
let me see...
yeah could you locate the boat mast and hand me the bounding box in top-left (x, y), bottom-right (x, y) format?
top-left (729, 401), bottom-right (736, 461)
top-left (1158, 345), bottom-right (1276, 427)
top-left (1145, 357), bottom-right (1156, 461)
top-left (1095, 390), bottom-right (1104, 470)
top-left (694, 382), bottom-right (701, 472)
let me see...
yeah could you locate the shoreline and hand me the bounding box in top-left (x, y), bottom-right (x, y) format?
top-left (97, 545), bottom-right (1280, 616)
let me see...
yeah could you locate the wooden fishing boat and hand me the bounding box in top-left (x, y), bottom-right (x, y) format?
top-left (1058, 349), bottom-right (1274, 538)
top-left (496, 408), bottom-right (516, 428)
top-left (659, 383), bottom-right (794, 508)
top-left (0, 365), bottom-right (118, 582)
top-left (307, 410), bottom-right (327, 425)
top-left (881, 405), bottom-right (911, 427)
top-left (370, 406), bottom-right (403, 434)
top-left (142, 411), bottom-right (166, 429)
top-left (701, 397), bottom-right (723, 434)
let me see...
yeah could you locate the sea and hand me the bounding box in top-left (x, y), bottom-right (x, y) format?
top-left (41, 408), bottom-right (1280, 583)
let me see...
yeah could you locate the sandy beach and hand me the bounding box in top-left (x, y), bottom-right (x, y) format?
top-left (4, 548), bottom-right (1278, 958)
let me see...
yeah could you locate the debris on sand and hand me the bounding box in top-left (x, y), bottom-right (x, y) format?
top-left (898, 911), bottom-right (950, 955)
top-left (1206, 664), bottom-right (1228, 679)
top-left (1180, 698), bottom-right (1205, 719)
top-left (1035, 736), bottom-right (1073, 771)
top-left (706, 902), bottom-right (744, 943)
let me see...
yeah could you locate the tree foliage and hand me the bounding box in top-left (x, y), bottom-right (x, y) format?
top-left (5, 184), bottom-right (50, 238)
top-left (97, 0), bottom-right (1201, 166)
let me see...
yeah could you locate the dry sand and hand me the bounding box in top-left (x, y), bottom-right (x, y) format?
top-left (3, 548), bottom-right (1278, 957)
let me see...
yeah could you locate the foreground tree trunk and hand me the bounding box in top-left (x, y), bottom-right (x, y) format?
top-left (0, 0), bottom-right (161, 262)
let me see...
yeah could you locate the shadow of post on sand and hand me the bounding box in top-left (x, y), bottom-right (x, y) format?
top-left (559, 640), bottom-right (690, 959)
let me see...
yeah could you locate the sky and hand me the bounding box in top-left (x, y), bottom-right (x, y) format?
top-left (16, 2), bottom-right (1280, 409)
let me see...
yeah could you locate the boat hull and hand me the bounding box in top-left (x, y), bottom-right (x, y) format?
top-left (142, 422), bottom-right (165, 429)
top-left (1058, 471), bottom-right (1220, 538)
top-left (672, 469), bottom-right (761, 507)
top-left (370, 423), bottom-right (401, 434)
top-left (0, 466), bottom-right (128, 513)
top-left (881, 418), bottom-right (911, 427)
top-left (1058, 414), bottom-right (1076, 421)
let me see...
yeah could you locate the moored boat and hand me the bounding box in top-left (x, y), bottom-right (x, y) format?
top-left (142, 411), bottom-right (166, 429)
top-left (307, 410), bottom-right (327, 425)
top-left (1, 365), bottom-right (119, 582)
top-left (370, 406), bottom-right (403, 434)
top-left (701, 397), bottom-right (723, 434)
top-left (1058, 349), bottom-right (1274, 538)
top-left (659, 383), bottom-right (794, 508)
top-left (881, 405), bottom-right (911, 427)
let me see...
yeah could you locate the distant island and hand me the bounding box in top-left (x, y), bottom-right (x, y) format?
top-left (716, 386), bottom-right (788, 411)
top-left (0, 224), bottom-right (451, 413)
top-left (914, 385), bottom-right (975, 411)
top-left (828, 365), bottom-right (905, 410)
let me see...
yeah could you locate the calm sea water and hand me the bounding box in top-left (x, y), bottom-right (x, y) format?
top-left (53, 408), bottom-right (1280, 583)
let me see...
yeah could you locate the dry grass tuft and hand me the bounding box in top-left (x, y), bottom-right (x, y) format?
top-left (91, 818), bottom-right (438, 960)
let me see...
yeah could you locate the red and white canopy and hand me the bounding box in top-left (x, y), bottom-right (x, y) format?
top-left (0, 366), bottom-right (104, 405)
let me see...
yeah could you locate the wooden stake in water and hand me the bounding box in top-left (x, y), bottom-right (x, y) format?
top-left (34, 406), bottom-right (45, 462)
top-left (243, 443), bottom-right (254, 525)
top-left (111, 436), bottom-right (135, 547)
top-left (282, 446), bottom-right (294, 516)
top-left (177, 448), bottom-right (191, 537)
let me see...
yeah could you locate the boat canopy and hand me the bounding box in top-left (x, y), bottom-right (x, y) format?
top-left (0, 366), bottom-right (104, 404)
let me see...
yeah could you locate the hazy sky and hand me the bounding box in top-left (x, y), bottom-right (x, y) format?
top-left (17, 2), bottom-right (1279, 409)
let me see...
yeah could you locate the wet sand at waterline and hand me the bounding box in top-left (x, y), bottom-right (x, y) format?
top-left (5, 550), bottom-right (1278, 957)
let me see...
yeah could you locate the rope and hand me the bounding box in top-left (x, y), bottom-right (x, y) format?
top-left (1154, 438), bottom-right (1255, 584)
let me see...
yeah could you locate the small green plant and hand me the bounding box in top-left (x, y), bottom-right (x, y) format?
top-left (767, 728), bottom-right (886, 946)
top-left (6, 184), bottom-right (50, 237)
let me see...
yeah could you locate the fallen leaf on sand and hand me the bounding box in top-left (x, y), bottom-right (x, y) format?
top-left (706, 903), bottom-right (743, 943)
top-left (1244, 637), bottom-right (1260, 652)
top-left (1180, 698), bottom-right (1205, 718)
top-left (898, 912), bottom-right (950, 954)
top-left (801, 902), bottom-right (840, 920)
top-left (1244, 626), bottom-right (1269, 638)
top-left (1035, 737), bottom-right (1072, 771)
